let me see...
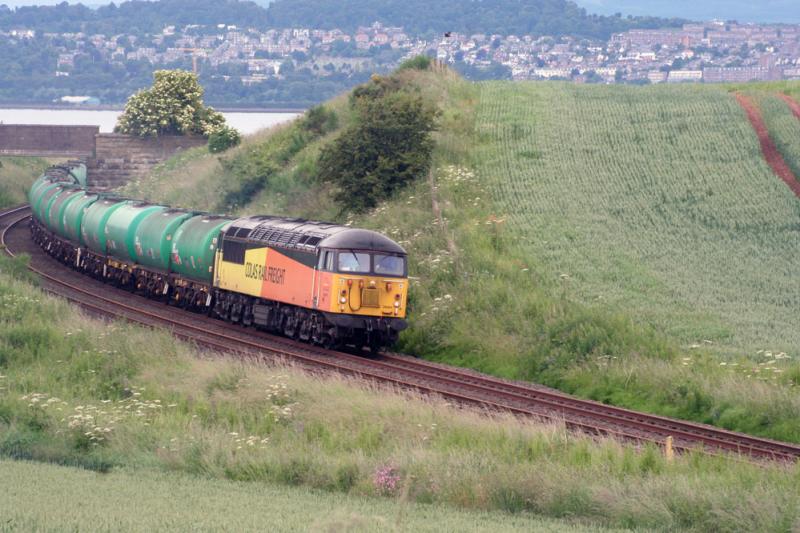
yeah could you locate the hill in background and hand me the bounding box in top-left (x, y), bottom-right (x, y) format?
top-left (264, 0), bottom-right (682, 39)
top-left (0, 0), bottom-right (681, 39)
top-left (575, 0), bottom-right (800, 24)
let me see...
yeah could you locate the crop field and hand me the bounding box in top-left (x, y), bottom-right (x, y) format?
top-left (752, 92), bottom-right (800, 184)
top-left (2, 460), bottom-right (600, 533)
top-left (474, 82), bottom-right (800, 357)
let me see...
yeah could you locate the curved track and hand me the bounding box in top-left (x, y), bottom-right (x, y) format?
top-left (3, 205), bottom-right (799, 462)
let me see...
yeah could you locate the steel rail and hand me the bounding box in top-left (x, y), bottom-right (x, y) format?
top-left (3, 205), bottom-right (799, 462)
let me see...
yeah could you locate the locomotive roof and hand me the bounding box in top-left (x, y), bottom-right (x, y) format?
top-left (225, 215), bottom-right (406, 254)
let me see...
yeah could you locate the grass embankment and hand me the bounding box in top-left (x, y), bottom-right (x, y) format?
top-left (0, 156), bottom-right (52, 209)
top-left (120, 71), bottom-right (800, 443)
top-left (1, 253), bottom-right (799, 531)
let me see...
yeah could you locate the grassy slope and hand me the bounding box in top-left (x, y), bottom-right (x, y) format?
top-left (0, 156), bottom-right (52, 208)
top-left (1, 254), bottom-right (799, 532)
top-left (120, 72), bottom-right (800, 443)
top-left (2, 461), bottom-right (604, 533)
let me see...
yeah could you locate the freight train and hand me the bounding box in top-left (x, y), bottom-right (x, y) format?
top-left (27, 162), bottom-right (409, 350)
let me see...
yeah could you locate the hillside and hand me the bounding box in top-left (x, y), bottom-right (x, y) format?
top-left (123, 70), bottom-right (800, 442)
top-left (575, 0), bottom-right (800, 24)
top-left (0, 0), bottom-right (681, 39)
top-left (265, 0), bottom-right (682, 39)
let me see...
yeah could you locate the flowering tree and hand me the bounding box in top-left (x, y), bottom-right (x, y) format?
top-left (115, 70), bottom-right (228, 138)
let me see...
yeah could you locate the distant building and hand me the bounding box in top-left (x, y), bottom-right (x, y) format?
top-left (667, 70), bottom-right (703, 83)
top-left (702, 66), bottom-right (777, 83)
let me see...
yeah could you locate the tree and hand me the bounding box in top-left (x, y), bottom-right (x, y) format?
top-left (115, 69), bottom-right (229, 137)
top-left (317, 74), bottom-right (438, 212)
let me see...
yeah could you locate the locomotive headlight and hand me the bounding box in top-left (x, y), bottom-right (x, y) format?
top-left (340, 297), bottom-right (347, 304)
top-left (394, 301), bottom-right (400, 307)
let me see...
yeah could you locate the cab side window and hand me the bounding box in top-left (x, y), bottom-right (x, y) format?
top-left (317, 250), bottom-right (334, 271)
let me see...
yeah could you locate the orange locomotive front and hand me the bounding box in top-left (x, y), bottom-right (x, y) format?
top-left (212, 216), bottom-right (408, 349)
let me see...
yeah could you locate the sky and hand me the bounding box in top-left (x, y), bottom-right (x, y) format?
top-left (1, 0), bottom-right (798, 24)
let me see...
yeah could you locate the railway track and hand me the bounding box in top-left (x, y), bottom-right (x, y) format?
top-left (3, 204), bottom-right (799, 463)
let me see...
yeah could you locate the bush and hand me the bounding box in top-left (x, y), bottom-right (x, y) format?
top-left (300, 105), bottom-right (338, 136)
top-left (208, 126), bottom-right (242, 153)
top-left (398, 55), bottom-right (432, 71)
top-left (115, 70), bottom-right (227, 138)
top-left (317, 74), bottom-right (438, 212)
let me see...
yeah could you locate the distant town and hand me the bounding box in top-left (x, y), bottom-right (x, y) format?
top-left (2, 19), bottom-right (799, 105)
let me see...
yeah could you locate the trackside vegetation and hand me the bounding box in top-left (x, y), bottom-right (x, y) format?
top-left (0, 156), bottom-right (52, 209)
top-left (0, 254), bottom-right (799, 532)
top-left (120, 68), bottom-right (800, 445)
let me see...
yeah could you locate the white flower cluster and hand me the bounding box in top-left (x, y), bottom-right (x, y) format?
top-left (438, 165), bottom-right (477, 184)
top-left (23, 386), bottom-right (176, 446)
top-left (265, 376), bottom-right (298, 423)
top-left (228, 432), bottom-right (271, 450)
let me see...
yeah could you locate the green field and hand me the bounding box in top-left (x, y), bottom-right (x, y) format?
top-left (751, 91), bottom-right (800, 182)
top-left (2, 460), bottom-right (605, 532)
top-left (475, 82), bottom-right (799, 356)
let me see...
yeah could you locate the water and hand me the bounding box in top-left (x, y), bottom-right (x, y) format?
top-left (0, 108), bottom-right (300, 135)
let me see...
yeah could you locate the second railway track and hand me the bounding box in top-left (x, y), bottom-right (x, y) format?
top-left (3, 205), bottom-right (799, 463)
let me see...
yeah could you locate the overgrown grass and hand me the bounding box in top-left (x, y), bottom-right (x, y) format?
top-left (0, 156), bottom-right (52, 209)
top-left (116, 72), bottom-right (800, 443)
top-left (1, 253), bottom-right (799, 531)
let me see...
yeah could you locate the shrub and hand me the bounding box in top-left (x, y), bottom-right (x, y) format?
top-left (398, 55), bottom-right (432, 71)
top-left (208, 126), bottom-right (242, 153)
top-left (300, 105), bottom-right (338, 136)
top-left (115, 70), bottom-right (227, 138)
top-left (317, 74), bottom-right (438, 212)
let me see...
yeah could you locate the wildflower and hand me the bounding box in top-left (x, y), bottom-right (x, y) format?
top-left (373, 465), bottom-right (401, 496)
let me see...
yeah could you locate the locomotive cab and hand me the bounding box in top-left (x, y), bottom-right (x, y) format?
top-left (312, 229), bottom-right (409, 347)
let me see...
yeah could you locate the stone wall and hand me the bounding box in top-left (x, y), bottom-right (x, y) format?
top-left (0, 125), bottom-right (99, 157)
top-left (87, 133), bottom-right (207, 189)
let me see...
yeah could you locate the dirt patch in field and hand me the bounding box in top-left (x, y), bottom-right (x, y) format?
top-left (777, 93), bottom-right (800, 121)
top-left (735, 93), bottom-right (800, 198)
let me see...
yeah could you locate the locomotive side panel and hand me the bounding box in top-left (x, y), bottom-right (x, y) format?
top-left (214, 243), bottom-right (317, 309)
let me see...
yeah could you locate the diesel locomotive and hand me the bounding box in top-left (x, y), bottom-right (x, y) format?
top-left (27, 162), bottom-right (409, 350)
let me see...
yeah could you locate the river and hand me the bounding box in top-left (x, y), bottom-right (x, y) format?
top-left (0, 108), bottom-right (301, 135)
